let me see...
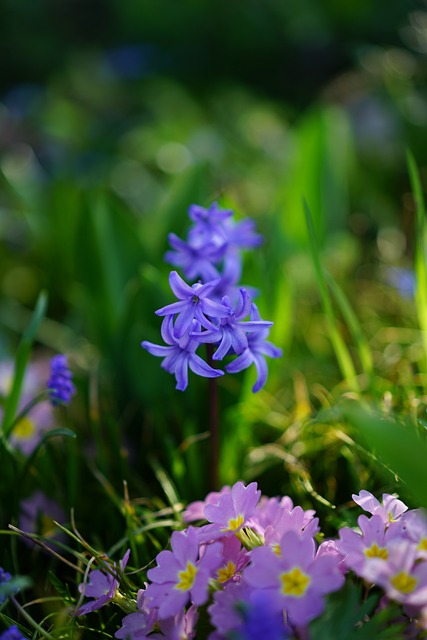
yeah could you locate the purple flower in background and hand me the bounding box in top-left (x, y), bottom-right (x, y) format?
top-left (77, 550), bottom-right (130, 616)
top-left (165, 233), bottom-right (224, 282)
top-left (225, 303), bottom-right (282, 392)
top-left (145, 526), bottom-right (222, 619)
top-left (0, 626), bottom-right (27, 640)
top-left (0, 567), bottom-right (12, 603)
top-left (47, 355), bottom-right (76, 406)
top-left (208, 581), bottom-right (291, 640)
top-left (142, 317), bottom-right (224, 391)
top-left (155, 271), bottom-right (231, 339)
top-left (19, 490), bottom-right (66, 550)
top-left (0, 360), bottom-right (54, 455)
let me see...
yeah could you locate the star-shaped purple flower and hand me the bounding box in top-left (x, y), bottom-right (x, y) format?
top-left (155, 271), bottom-right (231, 339)
top-left (190, 289), bottom-right (273, 361)
top-left (142, 317), bottom-right (224, 391)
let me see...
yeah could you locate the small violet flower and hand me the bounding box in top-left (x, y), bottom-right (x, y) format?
top-left (47, 354), bottom-right (76, 407)
top-left (0, 567), bottom-right (12, 604)
top-left (77, 549), bottom-right (131, 615)
top-left (0, 627), bottom-right (27, 640)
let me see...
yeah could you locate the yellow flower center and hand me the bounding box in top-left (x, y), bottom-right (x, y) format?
top-left (390, 571), bottom-right (417, 594)
top-left (176, 562), bottom-right (198, 591)
top-left (418, 538), bottom-right (427, 552)
top-left (226, 514), bottom-right (244, 532)
top-left (217, 561), bottom-right (236, 583)
top-left (273, 543), bottom-right (282, 556)
top-left (13, 416), bottom-right (36, 440)
top-left (365, 543), bottom-right (388, 560)
top-left (281, 567), bottom-right (311, 597)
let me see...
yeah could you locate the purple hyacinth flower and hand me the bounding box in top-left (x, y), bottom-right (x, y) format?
top-left (47, 355), bottom-right (76, 406)
top-left (187, 202), bottom-right (232, 247)
top-left (190, 289), bottom-right (273, 361)
top-left (244, 530), bottom-right (344, 627)
top-left (155, 271), bottom-right (232, 339)
top-left (0, 626), bottom-right (27, 640)
top-left (142, 316), bottom-right (224, 391)
top-left (77, 549), bottom-right (130, 615)
top-left (145, 526), bottom-right (223, 619)
top-left (225, 303), bottom-right (282, 392)
top-left (165, 234), bottom-right (224, 283)
top-left (0, 567), bottom-right (12, 604)
top-left (222, 216), bottom-right (263, 249)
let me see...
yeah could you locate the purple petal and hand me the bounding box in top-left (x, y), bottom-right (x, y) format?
top-left (212, 331), bottom-right (232, 361)
top-left (225, 349), bottom-right (253, 374)
top-left (234, 289), bottom-right (252, 319)
top-left (174, 304), bottom-right (197, 339)
top-left (155, 300), bottom-right (188, 317)
top-left (200, 298), bottom-right (232, 319)
top-left (141, 342), bottom-right (175, 358)
top-left (252, 355), bottom-right (268, 393)
top-left (175, 354), bottom-right (189, 391)
top-left (189, 354), bottom-right (224, 379)
top-left (169, 271), bottom-right (194, 299)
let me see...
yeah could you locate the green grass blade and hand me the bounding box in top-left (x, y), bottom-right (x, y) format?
top-left (325, 273), bottom-right (373, 384)
top-left (1, 290), bottom-right (48, 437)
top-left (407, 150), bottom-right (427, 374)
top-left (303, 200), bottom-right (359, 390)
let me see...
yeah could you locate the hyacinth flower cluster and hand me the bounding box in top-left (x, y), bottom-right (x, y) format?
top-left (75, 483), bottom-right (427, 638)
top-left (142, 202), bottom-right (282, 391)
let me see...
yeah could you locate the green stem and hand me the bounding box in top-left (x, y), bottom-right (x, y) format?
top-left (207, 344), bottom-right (219, 490)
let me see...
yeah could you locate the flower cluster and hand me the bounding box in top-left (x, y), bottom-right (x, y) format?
top-left (47, 354), bottom-right (76, 407)
top-left (142, 203), bottom-right (282, 391)
top-left (337, 490), bottom-right (427, 622)
top-left (75, 483), bottom-right (427, 638)
top-left (77, 481), bottom-right (346, 638)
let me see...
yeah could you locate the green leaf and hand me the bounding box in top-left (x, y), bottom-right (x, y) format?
top-left (343, 401), bottom-right (427, 509)
top-left (1, 290), bottom-right (48, 437)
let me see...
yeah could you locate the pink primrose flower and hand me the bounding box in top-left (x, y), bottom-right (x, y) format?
top-left (182, 486), bottom-right (230, 523)
top-left (336, 514), bottom-right (405, 578)
top-left (244, 530), bottom-right (344, 627)
top-left (199, 482), bottom-right (261, 542)
top-left (352, 490), bottom-right (408, 523)
top-left (145, 527), bottom-right (222, 619)
top-left (362, 538), bottom-right (427, 607)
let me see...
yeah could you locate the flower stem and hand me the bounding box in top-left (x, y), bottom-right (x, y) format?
top-left (207, 344), bottom-right (219, 490)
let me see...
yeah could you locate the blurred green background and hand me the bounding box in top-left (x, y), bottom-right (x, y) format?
top-left (2, 0), bottom-right (427, 513)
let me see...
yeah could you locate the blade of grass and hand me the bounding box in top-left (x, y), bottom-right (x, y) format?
top-left (303, 200), bottom-right (359, 391)
top-left (325, 273), bottom-right (373, 385)
top-left (407, 150), bottom-right (427, 375)
top-left (1, 290), bottom-right (48, 437)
